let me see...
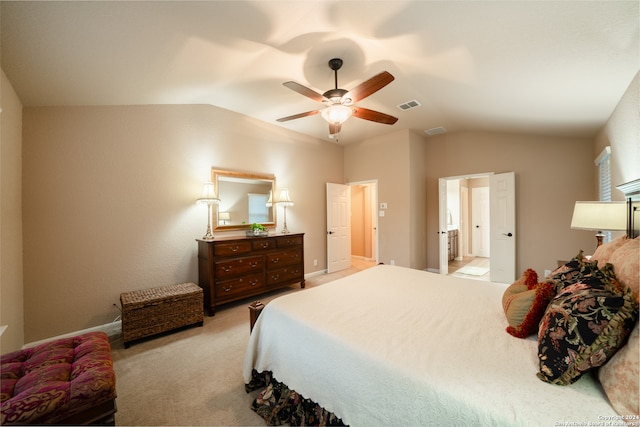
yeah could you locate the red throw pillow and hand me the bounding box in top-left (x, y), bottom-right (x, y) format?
top-left (505, 282), bottom-right (556, 338)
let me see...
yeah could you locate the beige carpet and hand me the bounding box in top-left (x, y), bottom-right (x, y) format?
top-left (110, 259), bottom-right (375, 426)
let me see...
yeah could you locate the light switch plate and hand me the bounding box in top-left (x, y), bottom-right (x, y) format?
top-left (379, 210), bottom-right (385, 217)
top-left (380, 202), bottom-right (388, 209)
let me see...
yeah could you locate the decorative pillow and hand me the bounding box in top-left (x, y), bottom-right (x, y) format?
top-left (505, 282), bottom-right (555, 338)
top-left (592, 235), bottom-right (629, 268)
top-left (537, 270), bottom-right (638, 385)
top-left (608, 237), bottom-right (639, 302)
top-left (544, 251), bottom-right (599, 294)
top-left (502, 269), bottom-right (555, 338)
top-left (502, 269), bottom-right (538, 321)
top-left (598, 323), bottom-right (639, 416)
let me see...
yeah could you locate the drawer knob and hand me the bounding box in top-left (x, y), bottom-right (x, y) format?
top-left (231, 246), bottom-right (240, 252)
top-left (271, 257), bottom-right (280, 264)
top-left (271, 274), bottom-right (280, 281)
top-left (249, 280), bottom-right (258, 286)
top-left (223, 285), bottom-right (233, 292)
top-left (261, 243), bottom-right (269, 248)
top-left (250, 261), bottom-right (258, 268)
top-left (223, 266), bottom-right (232, 272)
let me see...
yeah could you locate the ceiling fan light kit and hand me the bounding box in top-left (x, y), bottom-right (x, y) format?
top-left (320, 104), bottom-right (353, 125)
top-left (277, 57), bottom-right (398, 139)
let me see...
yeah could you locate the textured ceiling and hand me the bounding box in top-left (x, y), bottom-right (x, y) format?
top-left (2, 1), bottom-right (638, 143)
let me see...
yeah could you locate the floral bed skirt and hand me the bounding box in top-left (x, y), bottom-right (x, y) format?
top-left (245, 370), bottom-right (346, 426)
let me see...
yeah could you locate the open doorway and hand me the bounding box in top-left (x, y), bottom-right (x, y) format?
top-left (439, 172), bottom-right (516, 283)
top-left (441, 175), bottom-right (491, 281)
top-left (325, 181), bottom-right (378, 274)
top-left (350, 181), bottom-right (378, 268)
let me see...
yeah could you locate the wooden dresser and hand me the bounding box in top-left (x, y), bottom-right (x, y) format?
top-left (197, 233), bottom-right (304, 316)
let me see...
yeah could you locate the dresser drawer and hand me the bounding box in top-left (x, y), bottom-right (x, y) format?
top-left (266, 266), bottom-right (303, 286)
top-left (265, 249), bottom-right (302, 270)
top-left (215, 274), bottom-right (264, 298)
top-left (215, 255), bottom-right (263, 279)
top-left (214, 241), bottom-right (252, 256)
top-left (276, 236), bottom-right (302, 248)
top-left (252, 238), bottom-right (276, 251)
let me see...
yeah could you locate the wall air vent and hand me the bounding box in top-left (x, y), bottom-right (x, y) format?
top-left (425, 127), bottom-right (447, 136)
top-left (397, 99), bottom-right (421, 111)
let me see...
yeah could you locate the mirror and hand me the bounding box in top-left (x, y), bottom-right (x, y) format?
top-left (212, 168), bottom-right (276, 231)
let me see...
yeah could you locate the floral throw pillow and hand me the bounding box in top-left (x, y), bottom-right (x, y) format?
top-left (544, 251), bottom-right (599, 294)
top-left (598, 323), bottom-right (639, 416)
top-left (537, 270), bottom-right (638, 385)
top-left (592, 235), bottom-right (629, 268)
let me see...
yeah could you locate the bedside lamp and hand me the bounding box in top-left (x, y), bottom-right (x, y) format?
top-left (570, 201), bottom-right (627, 247)
top-left (196, 182), bottom-right (220, 240)
top-left (276, 188), bottom-right (294, 234)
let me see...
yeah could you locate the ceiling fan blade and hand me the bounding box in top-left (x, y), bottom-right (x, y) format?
top-left (344, 71), bottom-right (394, 103)
top-left (353, 107), bottom-right (398, 125)
top-left (276, 110), bottom-right (321, 122)
top-left (282, 81), bottom-right (327, 103)
top-left (329, 123), bottom-right (342, 135)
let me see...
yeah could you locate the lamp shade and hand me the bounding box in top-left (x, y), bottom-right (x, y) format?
top-left (218, 212), bottom-right (230, 221)
top-left (570, 201), bottom-right (627, 231)
top-left (196, 182), bottom-right (220, 205)
top-left (276, 188), bottom-right (294, 207)
top-left (265, 191), bottom-right (273, 207)
top-left (321, 105), bottom-right (353, 125)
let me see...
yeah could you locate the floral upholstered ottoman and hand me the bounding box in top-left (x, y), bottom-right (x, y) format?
top-left (0, 331), bottom-right (117, 425)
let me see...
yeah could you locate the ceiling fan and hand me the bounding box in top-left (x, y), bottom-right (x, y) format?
top-left (276, 58), bottom-right (398, 136)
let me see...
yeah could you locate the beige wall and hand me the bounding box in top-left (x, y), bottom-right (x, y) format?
top-left (424, 132), bottom-right (597, 276)
top-left (409, 130), bottom-right (427, 270)
top-left (345, 129), bottom-right (413, 267)
top-left (1, 70), bottom-right (24, 353)
top-left (22, 105), bottom-right (343, 342)
top-left (595, 70), bottom-right (639, 194)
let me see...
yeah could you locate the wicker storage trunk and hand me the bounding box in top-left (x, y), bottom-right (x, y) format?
top-left (120, 282), bottom-right (203, 348)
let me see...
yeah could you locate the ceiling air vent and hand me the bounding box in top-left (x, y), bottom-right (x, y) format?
top-left (425, 127), bottom-right (447, 136)
top-left (397, 99), bottom-right (421, 111)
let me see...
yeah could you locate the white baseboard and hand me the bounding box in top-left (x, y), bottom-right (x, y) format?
top-left (23, 321), bottom-right (122, 349)
top-left (427, 268), bottom-right (440, 274)
top-left (305, 269), bottom-right (327, 279)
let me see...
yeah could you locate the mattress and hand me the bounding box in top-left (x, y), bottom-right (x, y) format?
top-left (243, 265), bottom-right (617, 426)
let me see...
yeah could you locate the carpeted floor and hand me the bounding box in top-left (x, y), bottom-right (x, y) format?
top-left (110, 258), bottom-right (375, 426)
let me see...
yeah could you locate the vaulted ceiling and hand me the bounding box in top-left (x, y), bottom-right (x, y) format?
top-left (2, 1), bottom-right (638, 143)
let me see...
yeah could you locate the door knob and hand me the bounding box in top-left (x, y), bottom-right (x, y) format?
top-left (327, 231), bottom-right (334, 235)
top-left (503, 232), bottom-right (513, 237)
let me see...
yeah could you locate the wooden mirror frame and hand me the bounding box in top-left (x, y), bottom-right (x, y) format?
top-left (211, 168), bottom-right (276, 231)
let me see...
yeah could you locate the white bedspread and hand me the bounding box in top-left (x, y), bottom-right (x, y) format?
top-left (243, 265), bottom-right (617, 426)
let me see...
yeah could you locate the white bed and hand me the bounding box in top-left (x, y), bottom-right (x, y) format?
top-left (243, 264), bottom-right (626, 426)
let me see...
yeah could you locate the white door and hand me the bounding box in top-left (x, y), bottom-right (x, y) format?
top-left (438, 178), bottom-right (449, 274)
top-left (490, 172), bottom-right (516, 283)
top-left (472, 187), bottom-right (490, 257)
top-left (327, 183), bottom-right (351, 273)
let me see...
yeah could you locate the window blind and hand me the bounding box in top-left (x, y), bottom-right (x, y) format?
top-left (595, 146), bottom-right (612, 242)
